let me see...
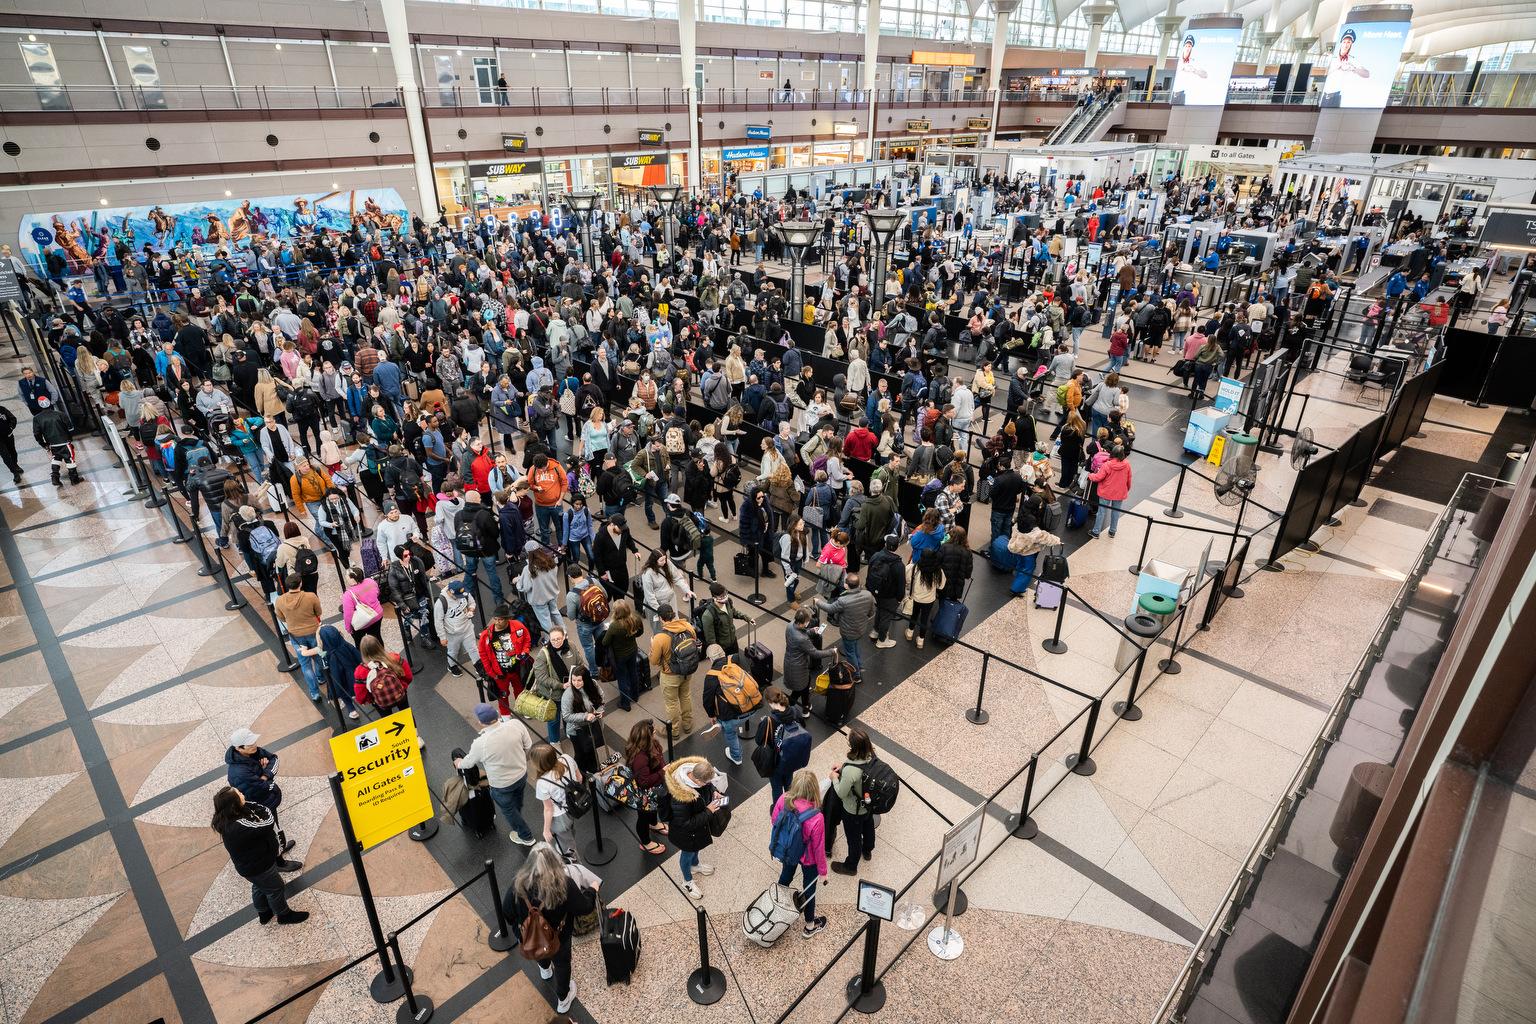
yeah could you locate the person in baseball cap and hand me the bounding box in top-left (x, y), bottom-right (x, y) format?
top-left (453, 700), bottom-right (536, 846)
top-left (225, 726), bottom-right (300, 864)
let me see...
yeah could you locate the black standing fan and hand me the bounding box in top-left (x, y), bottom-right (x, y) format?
top-left (1290, 427), bottom-right (1319, 470)
top-left (1214, 464), bottom-right (1257, 506)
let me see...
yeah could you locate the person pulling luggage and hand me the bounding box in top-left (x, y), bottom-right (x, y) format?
top-left (768, 768), bottom-right (829, 937)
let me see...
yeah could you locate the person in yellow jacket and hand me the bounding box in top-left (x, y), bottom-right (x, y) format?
top-left (290, 457), bottom-right (336, 549)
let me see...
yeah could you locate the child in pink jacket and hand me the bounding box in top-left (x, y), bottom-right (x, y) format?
top-left (771, 769), bottom-right (830, 937)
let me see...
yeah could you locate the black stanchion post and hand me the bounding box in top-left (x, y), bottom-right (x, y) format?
top-left (846, 918), bottom-right (887, 1014)
top-left (216, 546), bottom-right (249, 611)
top-left (266, 592), bottom-right (300, 674)
top-left (1129, 514), bottom-right (1151, 576)
top-left (584, 777), bottom-right (617, 865)
top-left (485, 859), bottom-right (516, 952)
top-left (386, 933), bottom-right (433, 1023)
top-left (1113, 647), bottom-right (1148, 722)
top-left (188, 514), bottom-right (220, 578)
top-left (1012, 755), bottom-right (1040, 840)
top-left (1065, 698), bottom-right (1100, 776)
top-left (156, 475), bottom-right (190, 544)
top-left (748, 540), bottom-right (767, 605)
top-left (328, 773), bottom-right (408, 1003)
top-left (1158, 604), bottom-right (1186, 675)
top-left (666, 720), bottom-right (676, 762)
top-left (398, 612), bottom-right (420, 673)
top-left (686, 905), bottom-right (727, 1005)
top-left (1164, 462), bottom-right (1187, 519)
top-left (1041, 596), bottom-right (1068, 655)
top-left (965, 652), bottom-right (990, 726)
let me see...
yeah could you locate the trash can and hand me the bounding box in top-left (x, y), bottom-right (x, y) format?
top-left (1138, 592), bottom-right (1176, 633)
top-left (1115, 611), bottom-right (1163, 672)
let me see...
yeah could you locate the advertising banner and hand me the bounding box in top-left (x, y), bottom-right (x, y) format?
top-left (722, 145), bottom-right (770, 162)
top-left (1481, 209), bottom-right (1536, 251)
top-left (19, 188), bottom-right (408, 276)
top-left (1170, 16), bottom-right (1243, 106)
top-left (1321, 6), bottom-right (1412, 108)
top-left (745, 124), bottom-right (772, 139)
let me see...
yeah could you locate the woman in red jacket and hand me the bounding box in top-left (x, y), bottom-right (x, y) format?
top-left (1087, 445), bottom-right (1132, 539)
top-left (477, 606), bottom-right (534, 714)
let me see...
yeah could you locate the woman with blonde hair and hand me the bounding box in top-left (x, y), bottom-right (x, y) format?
top-left (253, 367), bottom-right (285, 420)
top-left (769, 767), bottom-right (829, 936)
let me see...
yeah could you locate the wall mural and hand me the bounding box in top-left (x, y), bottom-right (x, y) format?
top-left (18, 187), bottom-right (409, 274)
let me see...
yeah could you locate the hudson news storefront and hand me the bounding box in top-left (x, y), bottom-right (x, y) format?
top-left (435, 151), bottom-right (690, 222)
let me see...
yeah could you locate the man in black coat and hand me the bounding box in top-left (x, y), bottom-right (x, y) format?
top-left (0, 403), bottom-right (21, 483)
top-left (31, 395), bottom-right (78, 485)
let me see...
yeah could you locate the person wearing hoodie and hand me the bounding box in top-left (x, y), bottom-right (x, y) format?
top-left (665, 755), bottom-right (729, 901)
top-left (1006, 514), bottom-right (1062, 596)
top-left (211, 785), bottom-right (307, 925)
top-left (1087, 445), bottom-right (1132, 539)
top-left (432, 477), bottom-right (466, 575)
top-left (770, 768), bottom-right (830, 936)
top-left (315, 625), bottom-right (362, 719)
top-left (758, 686), bottom-right (812, 808)
top-left (433, 578), bottom-right (478, 676)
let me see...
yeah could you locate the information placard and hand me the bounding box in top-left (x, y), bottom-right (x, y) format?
top-left (936, 804), bottom-right (985, 892)
top-left (330, 708), bottom-right (433, 850)
top-left (858, 880), bottom-right (897, 921)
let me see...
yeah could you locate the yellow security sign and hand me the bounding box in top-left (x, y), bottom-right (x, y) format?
top-left (330, 708), bottom-right (434, 850)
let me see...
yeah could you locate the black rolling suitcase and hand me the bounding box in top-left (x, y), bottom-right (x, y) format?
top-left (744, 625), bottom-right (774, 688)
top-left (451, 746), bottom-right (496, 839)
top-left (600, 901), bottom-right (642, 985)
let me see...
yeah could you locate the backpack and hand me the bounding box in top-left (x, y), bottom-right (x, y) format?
top-left (679, 511), bottom-right (704, 553)
top-left (179, 440), bottom-right (212, 474)
top-left (454, 507), bottom-right (481, 555)
top-left (663, 623), bottom-right (702, 675)
top-left (294, 545), bottom-right (319, 579)
top-left (577, 582), bottom-right (610, 623)
top-left (858, 758), bottom-right (900, 814)
top-left (245, 523), bottom-right (280, 566)
top-left (519, 905), bottom-right (561, 962)
top-left (368, 656), bottom-right (409, 707)
top-left (665, 425), bottom-right (686, 454)
top-left (393, 460), bottom-right (422, 501)
top-left (769, 805), bottom-right (818, 865)
top-left (710, 660), bottom-right (762, 715)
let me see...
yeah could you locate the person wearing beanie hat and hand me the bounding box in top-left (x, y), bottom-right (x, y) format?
top-left (31, 389), bottom-right (78, 485)
top-left (454, 700), bottom-right (537, 846)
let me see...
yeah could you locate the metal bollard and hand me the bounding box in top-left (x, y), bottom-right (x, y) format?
top-left (387, 932), bottom-right (434, 1023)
top-left (686, 905), bottom-right (727, 1005)
top-left (484, 859), bottom-right (515, 953)
top-left (1065, 699), bottom-right (1101, 777)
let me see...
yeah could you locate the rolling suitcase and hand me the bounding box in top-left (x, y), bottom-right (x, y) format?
top-left (932, 598), bottom-right (968, 646)
top-left (744, 625), bottom-right (774, 688)
top-left (1034, 581), bottom-right (1063, 610)
top-left (1065, 496), bottom-right (1090, 530)
top-left (450, 747), bottom-right (496, 838)
top-left (988, 534), bottom-right (1016, 573)
top-left (743, 882), bottom-right (807, 948)
top-left (600, 902), bottom-right (642, 984)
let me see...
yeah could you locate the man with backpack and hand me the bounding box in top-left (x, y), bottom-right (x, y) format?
top-left (433, 578), bottom-right (478, 677)
top-left (563, 564), bottom-right (609, 672)
top-left (696, 581), bottom-right (750, 656)
top-left (659, 493), bottom-right (702, 568)
top-left (455, 489), bottom-right (505, 607)
top-left (864, 534), bottom-right (906, 650)
top-left (649, 602), bottom-right (701, 740)
top-left (701, 645), bottom-right (761, 766)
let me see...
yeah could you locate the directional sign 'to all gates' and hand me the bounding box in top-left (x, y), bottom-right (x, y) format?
top-left (329, 708), bottom-right (433, 850)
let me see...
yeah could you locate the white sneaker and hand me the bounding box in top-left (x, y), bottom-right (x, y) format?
top-left (693, 863), bottom-right (716, 876)
top-left (539, 964), bottom-right (554, 980)
top-left (726, 750), bottom-right (742, 765)
top-left (556, 982), bottom-right (577, 1014)
top-left (510, 832), bottom-right (536, 846)
top-left (875, 639), bottom-right (897, 649)
top-left (869, 631), bottom-right (879, 640)
top-left (683, 881), bottom-right (705, 900)
top-left (347, 710), bottom-right (359, 719)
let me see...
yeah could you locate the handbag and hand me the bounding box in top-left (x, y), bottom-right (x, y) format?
top-left (519, 905), bottom-right (561, 961)
top-left (349, 600), bottom-right (381, 632)
top-left (814, 669), bottom-right (831, 695)
top-left (898, 566), bottom-right (915, 617)
top-left (802, 504), bottom-right (824, 529)
top-left (513, 689), bottom-right (558, 723)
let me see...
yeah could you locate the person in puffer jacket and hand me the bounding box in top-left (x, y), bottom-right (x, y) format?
top-left (665, 756), bottom-right (729, 901)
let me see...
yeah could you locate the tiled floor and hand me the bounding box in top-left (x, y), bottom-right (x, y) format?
top-left (0, 317), bottom-right (1504, 1024)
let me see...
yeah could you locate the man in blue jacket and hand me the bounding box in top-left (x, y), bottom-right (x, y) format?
top-left (226, 727), bottom-right (297, 859)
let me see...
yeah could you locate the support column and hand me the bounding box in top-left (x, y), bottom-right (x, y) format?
top-left (679, 0), bottom-right (701, 190)
top-left (863, 0), bottom-right (880, 161)
top-left (986, 0), bottom-right (1019, 146)
top-left (1081, 3), bottom-right (1118, 68)
top-left (1149, 12), bottom-right (1184, 99)
top-left (1255, 31), bottom-right (1282, 75)
top-left (380, 0), bottom-right (440, 221)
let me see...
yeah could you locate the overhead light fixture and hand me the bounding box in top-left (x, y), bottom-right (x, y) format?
top-left (99, 197), bottom-right (109, 206)
top-left (371, 46), bottom-right (379, 53)
top-left (456, 49), bottom-right (463, 55)
top-left (275, 43), bottom-right (282, 50)
top-left (224, 189), bottom-right (233, 197)
top-left (27, 34), bottom-right (37, 42)
top-left (332, 182), bottom-right (339, 188)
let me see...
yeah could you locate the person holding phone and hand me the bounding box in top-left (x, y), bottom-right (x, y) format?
top-left (560, 666), bottom-right (610, 774)
top-left (665, 756), bottom-right (729, 901)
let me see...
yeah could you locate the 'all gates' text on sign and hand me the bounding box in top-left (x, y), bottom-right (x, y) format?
top-left (330, 709), bottom-right (434, 850)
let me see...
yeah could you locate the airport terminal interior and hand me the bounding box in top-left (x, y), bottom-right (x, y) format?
top-left (3, 1), bottom-right (1536, 1022)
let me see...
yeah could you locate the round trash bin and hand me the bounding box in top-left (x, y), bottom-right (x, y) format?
top-left (1115, 611), bottom-right (1162, 672)
top-left (1138, 593), bottom-right (1176, 631)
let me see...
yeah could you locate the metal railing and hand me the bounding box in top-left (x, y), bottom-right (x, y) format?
top-left (0, 83), bottom-right (404, 114)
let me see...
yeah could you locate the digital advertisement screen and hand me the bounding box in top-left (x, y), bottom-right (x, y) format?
top-left (1170, 18), bottom-right (1243, 106)
top-left (1321, 9), bottom-right (1412, 108)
